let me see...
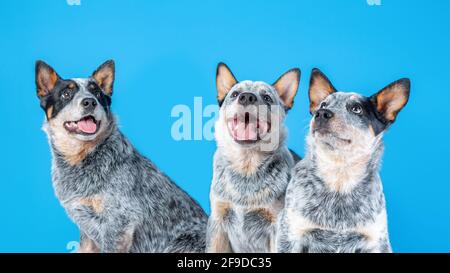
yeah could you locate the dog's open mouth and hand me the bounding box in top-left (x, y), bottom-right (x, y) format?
top-left (227, 112), bottom-right (271, 144)
top-left (64, 116), bottom-right (100, 135)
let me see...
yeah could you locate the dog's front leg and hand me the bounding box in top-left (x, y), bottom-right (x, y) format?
top-left (78, 232), bottom-right (100, 253)
top-left (66, 197), bottom-right (137, 253)
top-left (268, 228), bottom-right (278, 253)
top-left (98, 224), bottom-right (135, 253)
top-left (275, 209), bottom-right (309, 253)
top-left (206, 218), bottom-right (232, 253)
top-left (206, 199), bottom-right (233, 253)
top-left (276, 209), bottom-right (293, 253)
top-left (77, 213), bottom-right (135, 253)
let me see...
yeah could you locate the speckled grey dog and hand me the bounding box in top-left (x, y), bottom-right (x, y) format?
top-left (206, 63), bottom-right (301, 253)
top-left (277, 68), bottom-right (410, 253)
top-left (35, 60), bottom-right (207, 253)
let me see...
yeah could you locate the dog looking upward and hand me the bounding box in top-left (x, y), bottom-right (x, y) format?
top-left (207, 63), bottom-right (301, 253)
top-left (277, 68), bottom-right (410, 253)
top-left (36, 60), bottom-right (207, 253)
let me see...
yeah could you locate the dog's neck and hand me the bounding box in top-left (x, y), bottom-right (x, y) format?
top-left (45, 118), bottom-right (117, 166)
top-left (307, 135), bottom-right (383, 194)
top-left (217, 133), bottom-right (287, 177)
top-left (221, 146), bottom-right (269, 177)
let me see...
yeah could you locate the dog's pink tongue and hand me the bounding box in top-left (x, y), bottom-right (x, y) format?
top-left (233, 121), bottom-right (257, 141)
top-left (258, 121), bottom-right (269, 136)
top-left (77, 118), bottom-right (97, 134)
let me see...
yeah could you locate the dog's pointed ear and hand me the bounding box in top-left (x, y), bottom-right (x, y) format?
top-left (272, 68), bottom-right (300, 109)
top-left (308, 68), bottom-right (336, 114)
top-left (371, 78), bottom-right (410, 123)
top-left (36, 60), bottom-right (60, 98)
top-left (216, 62), bottom-right (237, 105)
top-left (92, 60), bottom-right (115, 96)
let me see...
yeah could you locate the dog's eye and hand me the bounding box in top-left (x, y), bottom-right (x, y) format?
top-left (351, 104), bottom-right (363, 115)
top-left (320, 102), bottom-right (327, 109)
top-left (263, 95), bottom-right (272, 103)
top-left (231, 91), bottom-right (238, 98)
top-left (95, 92), bottom-right (102, 99)
top-left (61, 90), bottom-right (72, 100)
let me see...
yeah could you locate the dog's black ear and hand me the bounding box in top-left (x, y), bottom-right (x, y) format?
top-left (92, 60), bottom-right (115, 96)
top-left (216, 62), bottom-right (238, 105)
top-left (36, 60), bottom-right (60, 98)
top-left (371, 78), bottom-right (410, 123)
top-left (308, 68), bottom-right (336, 114)
top-left (272, 68), bottom-right (300, 109)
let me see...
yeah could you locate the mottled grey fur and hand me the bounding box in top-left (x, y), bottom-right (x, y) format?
top-left (37, 60), bottom-right (207, 253)
top-left (277, 69), bottom-right (410, 253)
top-left (208, 147), bottom-right (296, 252)
top-left (52, 125), bottom-right (207, 253)
top-left (207, 63), bottom-right (300, 253)
top-left (277, 140), bottom-right (391, 253)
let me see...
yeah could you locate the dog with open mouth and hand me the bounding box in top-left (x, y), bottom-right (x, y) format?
top-left (206, 63), bottom-right (301, 253)
top-left (277, 69), bottom-right (410, 253)
top-left (36, 60), bottom-right (207, 253)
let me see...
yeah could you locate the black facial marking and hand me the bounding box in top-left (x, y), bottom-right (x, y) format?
top-left (87, 79), bottom-right (112, 111)
top-left (40, 79), bottom-right (80, 119)
top-left (40, 79), bottom-right (112, 120)
top-left (349, 97), bottom-right (388, 136)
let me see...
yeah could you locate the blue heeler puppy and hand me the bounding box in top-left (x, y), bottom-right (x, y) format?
top-left (35, 60), bottom-right (207, 253)
top-left (277, 68), bottom-right (410, 253)
top-left (206, 63), bottom-right (301, 253)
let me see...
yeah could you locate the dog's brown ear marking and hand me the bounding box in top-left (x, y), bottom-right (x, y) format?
top-left (371, 78), bottom-right (410, 123)
top-left (308, 68), bottom-right (336, 113)
top-left (36, 60), bottom-right (60, 98)
top-left (92, 60), bottom-right (115, 96)
top-left (46, 106), bottom-right (54, 119)
top-left (272, 68), bottom-right (300, 109)
top-left (216, 62), bottom-right (238, 105)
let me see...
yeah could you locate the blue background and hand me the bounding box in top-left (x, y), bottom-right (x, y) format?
top-left (0, 0), bottom-right (448, 252)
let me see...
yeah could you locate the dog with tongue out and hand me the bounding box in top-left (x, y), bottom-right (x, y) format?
top-left (35, 60), bottom-right (207, 253)
top-left (206, 63), bottom-right (301, 253)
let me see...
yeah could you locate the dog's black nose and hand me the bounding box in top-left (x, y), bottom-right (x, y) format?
top-left (238, 92), bottom-right (257, 106)
top-left (81, 98), bottom-right (97, 111)
top-left (315, 109), bottom-right (334, 121)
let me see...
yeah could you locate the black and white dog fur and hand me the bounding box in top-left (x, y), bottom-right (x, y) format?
top-left (206, 63), bottom-right (301, 253)
top-left (277, 69), bottom-right (410, 253)
top-left (36, 60), bottom-right (207, 253)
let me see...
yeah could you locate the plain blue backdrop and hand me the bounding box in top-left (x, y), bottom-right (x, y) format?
top-left (0, 0), bottom-right (449, 252)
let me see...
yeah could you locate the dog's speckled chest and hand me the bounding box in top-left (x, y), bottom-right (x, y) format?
top-left (209, 148), bottom-right (294, 252)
